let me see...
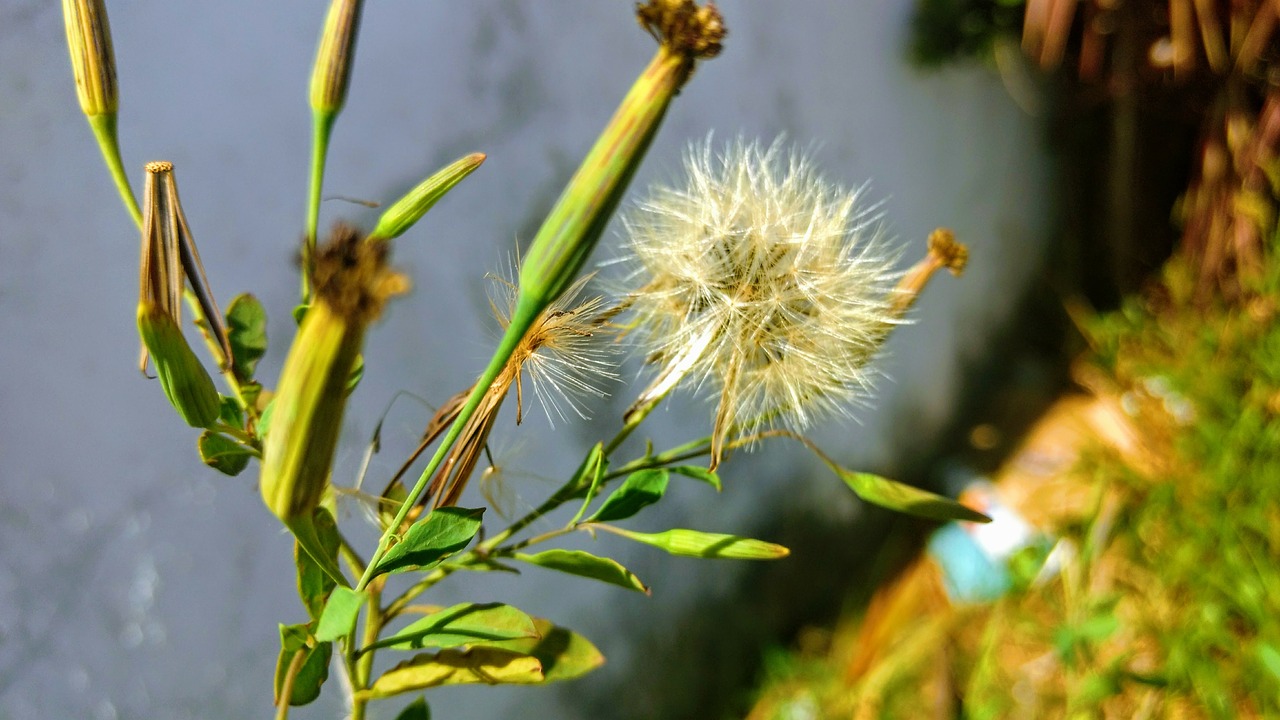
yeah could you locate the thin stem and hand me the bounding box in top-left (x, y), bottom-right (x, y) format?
top-left (89, 114), bottom-right (142, 227)
top-left (303, 111), bottom-right (336, 304)
top-left (383, 566), bottom-right (454, 620)
top-left (210, 423), bottom-right (262, 455)
top-left (275, 647), bottom-right (307, 720)
top-left (499, 524), bottom-right (576, 554)
top-left (479, 399), bottom-right (688, 554)
top-left (349, 587), bottom-right (382, 720)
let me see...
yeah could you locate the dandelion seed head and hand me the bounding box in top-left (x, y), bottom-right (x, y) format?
top-left (622, 137), bottom-right (902, 452)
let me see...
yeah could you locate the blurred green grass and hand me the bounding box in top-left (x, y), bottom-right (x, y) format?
top-left (745, 253), bottom-right (1280, 719)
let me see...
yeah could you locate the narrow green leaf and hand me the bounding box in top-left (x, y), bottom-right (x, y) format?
top-left (225, 293), bottom-right (267, 381)
top-left (567, 443), bottom-right (608, 525)
top-left (841, 471), bottom-right (990, 523)
top-left (295, 507), bottom-right (341, 621)
top-left (600, 526), bottom-right (790, 560)
top-left (197, 431), bottom-right (251, 476)
top-left (371, 507), bottom-right (484, 578)
top-left (589, 468), bottom-right (669, 522)
top-left (670, 465), bottom-right (721, 491)
top-left (315, 586), bottom-right (365, 641)
top-left (367, 602), bottom-right (539, 653)
top-left (275, 623), bottom-right (331, 707)
top-left (565, 442), bottom-right (606, 499)
top-left (485, 617), bottom-right (604, 683)
top-left (394, 697), bottom-right (431, 720)
top-left (360, 647), bottom-right (544, 698)
top-left (515, 549), bottom-right (649, 594)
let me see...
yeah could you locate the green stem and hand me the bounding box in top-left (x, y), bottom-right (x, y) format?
top-left (349, 587), bottom-right (382, 720)
top-left (479, 394), bottom-right (680, 553)
top-left (303, 110), bottom-right (336, 304)
top-left (210, 422), bottom-right (261, 455)
top-left (382, 566), bottom-right (454, 620)
top-left (89, 113), bottom-right (141, 227)
top-left (275, 647), bottom-right (306, 720)
top-left (355, 300), bottom-right (539, 591)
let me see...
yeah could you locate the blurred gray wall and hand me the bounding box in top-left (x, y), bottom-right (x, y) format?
top-left (0, 1), bottom-right (1047, 718)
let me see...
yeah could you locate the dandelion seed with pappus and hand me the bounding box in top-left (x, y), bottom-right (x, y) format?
top-left (621, 138), bottom-right (911, 467)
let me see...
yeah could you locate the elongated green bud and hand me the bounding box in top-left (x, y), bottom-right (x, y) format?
top-left (137, 304), bottom-right (221, 428)
top-left (369, 153), bottom-right (486, 242)
top-left (516, 0), bottom-right (724, 315)
top-left (63, 0), bottom-right (140, 224)
top-left (63, 0), bottom-right (118, 117)
top-left (261, 225), bottom-right (406, 524)
top-left (310, 0), bottom-right (364, 115)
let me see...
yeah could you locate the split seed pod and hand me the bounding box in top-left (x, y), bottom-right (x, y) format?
top-left (136, 161), bottom-right (225, 428)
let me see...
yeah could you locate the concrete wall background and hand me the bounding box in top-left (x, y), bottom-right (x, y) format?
top-left (0, 2), bottom-right (1047, 718)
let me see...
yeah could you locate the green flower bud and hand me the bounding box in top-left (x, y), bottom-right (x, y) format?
top-left (309, 0), bottom-right (364, 116)
top-left (369, 153), bottom-right (486, 242)
top-left (62, 0), bottom-right (118, 117)
top-left (137, 302), bottom-right (221, 428)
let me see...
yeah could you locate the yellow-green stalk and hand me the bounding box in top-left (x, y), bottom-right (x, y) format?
top-left (261, 224), bottom-right (406, 584)
top-left (368, 153), bottom-right (487, 242)
top-left (62, 0), bottom-right (140, 226)
top-left (355, 0), bottom-right (725, 591)
top-left (303, 0), bottom-right (365, 303)
top-left (137, 162), bottom-right (220, 428)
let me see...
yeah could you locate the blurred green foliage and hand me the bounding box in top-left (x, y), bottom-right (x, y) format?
top-left (909, 0), bottom-right (1025, 67)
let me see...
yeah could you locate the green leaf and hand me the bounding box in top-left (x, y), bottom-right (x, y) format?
top-left (275, 623), bottom-right (331, 707)
top-left (360, 647), bottom-right (544, 698)
top-left (370, 507), bottom-right (485, 579)
top-left (485, 617), bottom-right (604, 683)
top-left (256, 398), bottom-right (275, 441)
top-left (216, 394), bottom-right (245, 427)
top-left (295, 507), bottom-right (341, 621)
top-left (367, 602), bottom-right (539, 652)
top-left (589, 469), bottom-right (669, 522)
top-left (600, 526), bottom-right (790, 560)
top-left (670, 465), bottom-right (721, 491)
top-left (840, 471), bottom-right (990, 523)
top-left (225, 293), bottom-right (267, 381)
top-left (514, 549), bottom-right (649, 594)
top-left (394, 697), bottom-right (431, 720)
top-left (197, 430), bottom-right (251, 476)
top-left (315, 586), bottom-right (365, 642)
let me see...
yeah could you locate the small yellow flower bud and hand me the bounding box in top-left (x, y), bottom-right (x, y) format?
top-left (62, 0), bottom-right (118, 117)
top-left (136, 303), bottom-right (221, 428)
top-left (309, 0), bottom-right (364, 116)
